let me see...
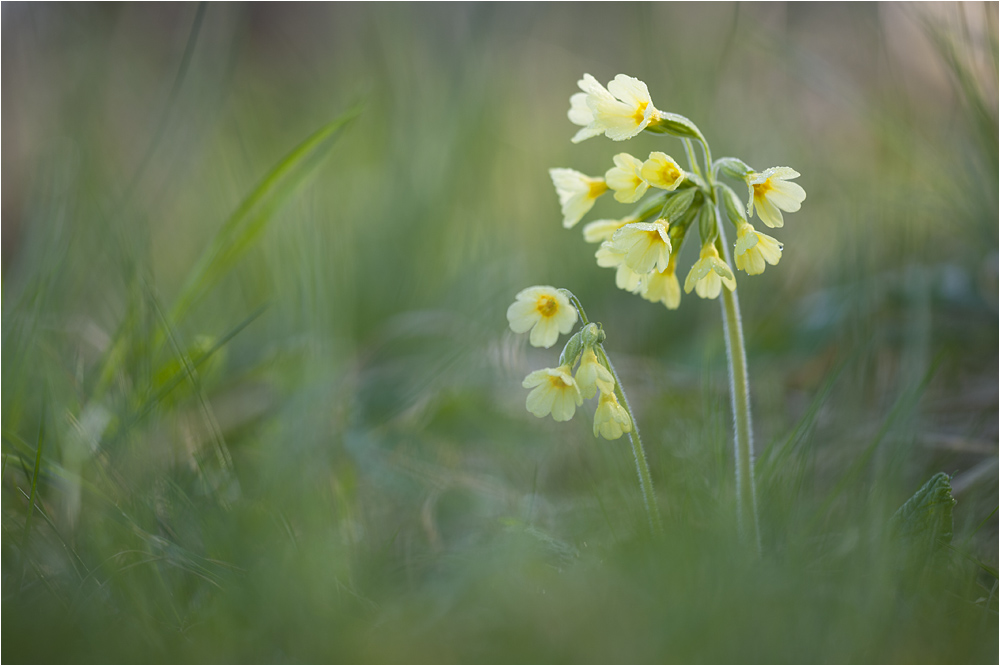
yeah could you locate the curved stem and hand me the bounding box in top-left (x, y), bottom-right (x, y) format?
top-left (682, 139), bottom-right (703, 180)
top-left (596, 345), bottom-right (663, 536)
top-left (560, 289), bottom-right (662, 536)
top-left (713, 214), bottom-right (761, 553)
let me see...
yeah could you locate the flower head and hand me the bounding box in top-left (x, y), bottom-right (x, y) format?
top-left (610, 219), bottom-right (672, 275)
top-left (523, 365), bottom-right (583, 422)
top-left (641, 263), bottom-right (681, 310)
top-left (684, 243), bottom-right (737, 299)
top-left (640, 152), bottom-right (685, 191)
top-left (507, 286), bottom-right (578, 348)
top-left (605, 153), bottom-right (649, 203)
top-left (747, 167), bottom-right (806, 228)
top-left (575, 347), bottom-right (615, 399)
top-left (549, 168), bottom-right (608, 229)
top-left (734, 222), bottom-right (782, 275)
top-left (583, 217), bottom-right (631, 244)
top-left (570, 74), bottom-right (662, 143)
top-left (593, 390), bottom-right (632, 440)
top-left (596, 244), bottom-right (643, 293)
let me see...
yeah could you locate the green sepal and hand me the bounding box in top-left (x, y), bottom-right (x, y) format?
top-left (667, 196), bottom-right (701, 252)
top-left (715, 157), bottom-right (753, 180)
top-left (659, 187), bottom-right (698, 224)
top-left (719, 184), bottom-right (747, 227)
top-left (697, 202), bottom-right (717, 245)
top-left (580, 322), bottom-right (605, 349)
top-left (646, 111), bottom-right (706, 143)
top-left (630, 192), bottom-right (669, 222)
top-left (890, 472), bottom-right (956, 547)
top-left (558, 329), bottom-right (586, 368)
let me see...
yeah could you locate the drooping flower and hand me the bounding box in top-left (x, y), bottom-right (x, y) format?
top-left (575, 347), bottom-right (615, 399)
top-left (583, 217), bottom-right (631, 243)
top-left (507, 286), bottom-right (578, 348)
top-left (684, 243), bottom-right (737, 299)
top-left (641, 262), bottom-right (681, 310)
top-left (570, 73), bottom-right (662, 143)
top-left (640, 152), bottom-right (685, 191)
top-left (734, 222), bottom-right (782, 275)
top-left (596, 243), bottom-right (643, 293)
top-left (549, 168), bottom-right (609, 229)
top-left (567, 90), bottom-right (606, 143)
top-left (523, 365), bottom-right (583, 422)
top-left (605, 153), bottom-right (649, 203)
top-left (593, 390), bottom-right (632, 440)
top-left (610, 219), bottom-right (671, 275)
top-left (746, 167), bottom-right (806, 228)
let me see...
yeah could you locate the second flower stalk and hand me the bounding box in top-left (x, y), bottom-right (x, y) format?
top-left (508, 286), bottom-right (632, 441)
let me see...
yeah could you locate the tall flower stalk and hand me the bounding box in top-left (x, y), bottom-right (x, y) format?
top-left (531, 72), bottom-right (806, 548)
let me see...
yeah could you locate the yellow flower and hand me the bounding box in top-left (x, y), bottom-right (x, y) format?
top-left (734, 222), bottom-right (782, 275)
top-left (596, 243), bottom-right (643, 293)
top-left (640, 152), bottom-right (685, 191)
top-left (575, 347), bottom-right (615, 399)
top-left (605, 153), bottom-right (649, 203)
top-left (507, 286), bottom-right (578, 348)
top-left (684, 243), bottom-right (737, 299)
top-left (570, 73), bottom-right (662, 143)
top-left (523, 365), bottom-right (583, 422)
top-left (641, 263), bottom-right (681, 310)
top-left (549, 168), bottom-right (608, 229)
top-left (593, 390), bottom-right (632, 440)
top-left (583, 217), bottom-right (631, 244)
top-left (610, 219), bottom-right (671, 274)
top-left (747, 167), bottom-right (806, 228)
top-left (568, 91), bottom-right (604, 143)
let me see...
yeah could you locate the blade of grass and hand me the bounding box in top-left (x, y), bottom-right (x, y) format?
top-left (148, 280), bottom-right (237, 502)
top-left (170, 103), bottom-right (363, 323)
top-left (17, 402), bottom-right (45, 597)
top-left (756, 357), bottom-right (847, 484)
top-left (810, 353), bottom-right (944, 531)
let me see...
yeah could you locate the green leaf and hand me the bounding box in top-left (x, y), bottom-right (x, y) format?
top-left (890, 472), bottom-right (956, 547)
top-left (171, 103), bottom-right (363, 322)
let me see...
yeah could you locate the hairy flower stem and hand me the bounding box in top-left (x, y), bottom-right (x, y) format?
top-left (597, 345), bottom-right (663, 536)
top-left (713, 218), bottom-right (761, 553)
top-left (561, 290), bottom-right (663, 536)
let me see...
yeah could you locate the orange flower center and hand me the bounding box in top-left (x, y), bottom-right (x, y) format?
top-left (536, 295), bottom-right (558, 317)
top-left (753, 180), bottom-right (773, 198)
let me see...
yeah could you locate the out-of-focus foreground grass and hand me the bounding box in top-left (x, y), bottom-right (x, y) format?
top-left (3, 3), bottom-right (997, 662)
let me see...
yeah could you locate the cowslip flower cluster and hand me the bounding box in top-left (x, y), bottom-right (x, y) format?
top-left (550, 73), bottom-right (806, 310)
top-left (507, 287), bottom-right (632, 440)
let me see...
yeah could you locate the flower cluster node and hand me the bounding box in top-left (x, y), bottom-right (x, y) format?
top-left (551, 73), bottom-right (806, 307)
top-left (508, 289), bottom-right (632, 440)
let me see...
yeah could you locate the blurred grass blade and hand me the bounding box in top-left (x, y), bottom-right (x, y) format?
top-left (890, 472), bottom-right (957, 546)
top-left (171, 103), bottom-right (363, 322)
top-left (17, 403), bottom-right (45, 596)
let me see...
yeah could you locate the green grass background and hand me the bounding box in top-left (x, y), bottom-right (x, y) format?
top-left (3, 3), bottom-right (997, 662)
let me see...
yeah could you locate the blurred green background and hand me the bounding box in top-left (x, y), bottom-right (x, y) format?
top-left (3, 3), bottom-right (997, 662)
